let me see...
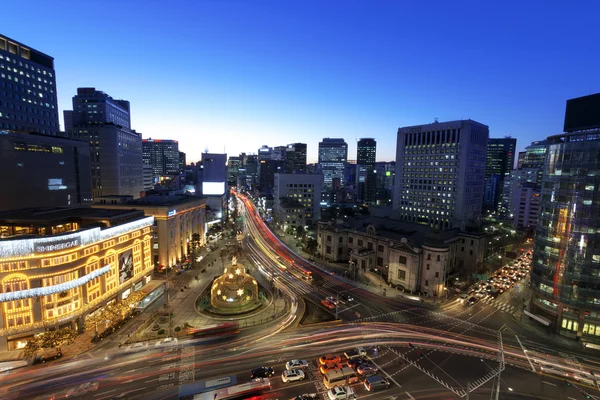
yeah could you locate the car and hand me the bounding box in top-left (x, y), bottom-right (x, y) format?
top-left (347, 357), bottom-right (365, 369)
top-left (286, 359), bottom-right (309, 370)
top-left (326, 296), bottom-right (340, 305)
top-left (341, 293), bottom-right (354, 302)
top-left (467, 297), bottom-right (478, 305)
top-left (364, 374), bottom-right (391, 391)
top-left (282, 369), bottom-right (306, 382)
top-left (125, 342), bottom-right (149, 352)
top-left (155, 337), bottom-right (178, 348)
top-left (321, 299), bottom-right (335, 310)
top-left (291, 395), bottom-right (319, 400)
top-left (251, 366), bottom-right (275, 378)
top-left (319, 354), bottom-right (342, 365)
top-left (327, 386), bottom-right (356, 400)
top-left (357, 362), bottom-right (378, 376)
top-left (320, 361), bottom-right (342, 375)
top-left (65, 382), bottom-right (99, 398)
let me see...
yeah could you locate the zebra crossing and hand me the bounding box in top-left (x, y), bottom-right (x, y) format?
top-left (479, 296), bottom-right (518, 313)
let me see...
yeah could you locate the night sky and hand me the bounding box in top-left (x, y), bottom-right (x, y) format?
top-left (3, 0), bottom-right (599, 163)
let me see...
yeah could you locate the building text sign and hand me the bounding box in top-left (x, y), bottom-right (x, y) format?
top-left (35, 237), bottom-right (81, 253)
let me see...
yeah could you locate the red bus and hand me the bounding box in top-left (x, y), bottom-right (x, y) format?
top-left (190, 378), bottom-right (271, 400)
top-left (186, 322), bottom-right (239, 338)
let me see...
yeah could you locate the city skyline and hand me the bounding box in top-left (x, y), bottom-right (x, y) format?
top-left (2, 1), bottom-right (599, 163)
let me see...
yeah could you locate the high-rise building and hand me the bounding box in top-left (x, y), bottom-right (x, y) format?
top-left (0, 131), bottom-right (92, 211)
top-left (259, 158), bottom-right (283, 194)
top-left (199, 153), bottom-right (228, 225)
top-left (393, 119), bottom-right (489, 230)
top-left (179, 151), bottom-right (186, 173)
top-left (227, 155), bottom-right (242, 187)
top-left (517, 151), bottom-right (526, 169)
top-left (483, 137), bottom-right (516, 213)
top-left (285, 143), bottom-right (307, 173)
top-left (142, 139), bottom-right (180, 176)
top-left (0, 34), bottom-right (59, 135)
top-left (501, 140), bottom-right (551, 225)
top-left (274, 173), bottom-right (322, 228)
top-left (142, 164), bottom-right (155, 191)
top-left (530, 93), bottom-right (600, 342)
top-left (356, 138), bottom-right (377, 204)
top-left (375, 161), bottom-right (395, 205)
top-left (65, 88), bottom-right (143, 199)
top-left (318, 138), bottom-right (347, 202)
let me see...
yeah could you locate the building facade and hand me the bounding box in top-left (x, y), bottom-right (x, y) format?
top-left (356, 138), bottom-right (377, 204)
top-left (65, 88), bottom-right (143, 199)
top-left (142, 139), bottom-right (180, 176)
top-left (0, 208), bottom-right (154, 351)
top-left (0, 131), bottom-right (92, 211)
top-left (93, 195), bottom-right (206, 269)
top-left (317, 217), bottom-right (485, 296)
top-left (318, 138), bottom-right (348, 202)
top-left (393, 119), bottom-right (489, 230)
top-left (483, 137), bottom-right (516, 213)
top-left (142, 164), bottom-right (155, 191)
top-left (274, 173), bottom-right (322, 228)
top-left (0, 34), bottom-right (59, 135)
top-left (285, 143), bottom-right (307, 173)
top-left (530, 93), bottom-right (600, 343)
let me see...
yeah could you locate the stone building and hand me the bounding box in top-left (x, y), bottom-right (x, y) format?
top-left (317, 216), bottom-right (485, 296)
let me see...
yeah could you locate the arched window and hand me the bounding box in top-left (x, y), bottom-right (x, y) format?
top-left (427, 254), bottom-right (431, 260)
top-left (436, 255), bottom-right (440, 262)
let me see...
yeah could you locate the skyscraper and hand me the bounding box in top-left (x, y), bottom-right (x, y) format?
top-left (285, 143), bottom-right (307, 173)
top-left (0, 34), bottom-right (59, 135)
top-left (530, 93), bottom-right (600, 342)
top-left (393, 119), bottom-right (489, 230)
top-left (179, 151), bottom-right (186, 173)
top-left (356, 138), bottom-right (377, 204)
top-left (142, 139), bottom-right (180, 176)
top-left (318, 138), bottom-right (347, 202)
top-left (65, 88), bottom-right (143, 199)
top-left (483, 137), bottom-right (516, 213)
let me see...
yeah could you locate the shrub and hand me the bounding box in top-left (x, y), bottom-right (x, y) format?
top-left (157, 329), bottom-right (165, 335)
top-left (174, 326), bottom-right (181, 332)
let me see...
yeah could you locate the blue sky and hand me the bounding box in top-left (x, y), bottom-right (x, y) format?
top-left (3, 1), bottom-right (599, 163)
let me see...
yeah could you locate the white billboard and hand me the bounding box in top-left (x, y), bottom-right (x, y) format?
top-left (203, 181), bottom-right (225, 195)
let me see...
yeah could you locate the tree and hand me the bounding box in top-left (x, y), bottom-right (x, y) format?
top-left (39, 327), bottom-right (76, 353)
top-left (23, 338), bottom-right (41, 357)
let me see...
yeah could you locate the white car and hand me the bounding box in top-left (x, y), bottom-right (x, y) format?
top-left (65, 382), bottom-right (99, 398)
top-left (286, 359), bottom-right (309, 370)
top-left (281, 369), bottom-right (305, 383)
top-left (155, 337), bottom-right (178, 348)
top-left (328, 386), bottom-right (356, 400)
top-left (125, 342), bottom-right (149, 352)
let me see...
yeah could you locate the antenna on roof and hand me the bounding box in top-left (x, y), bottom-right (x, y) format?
top-left (434, 117), bottom-right (439, 123)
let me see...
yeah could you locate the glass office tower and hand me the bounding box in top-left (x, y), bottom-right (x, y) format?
top-left (531, 129), bottom-right (600, 342)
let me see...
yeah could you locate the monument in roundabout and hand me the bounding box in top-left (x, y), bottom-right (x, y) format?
top-left (208, 256), bottom-right (261, 315)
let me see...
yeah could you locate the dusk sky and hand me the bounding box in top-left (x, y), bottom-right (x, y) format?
top-left (3, 1), bottom-right (599, 163)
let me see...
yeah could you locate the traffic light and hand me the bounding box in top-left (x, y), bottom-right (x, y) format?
top-left (564, 380), bottom-right (571, 386)
top-left (409, 343), bottom-right (415, 349)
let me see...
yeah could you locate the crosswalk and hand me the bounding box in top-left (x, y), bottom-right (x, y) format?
top-left (479, 296), bottom-right (518, 313)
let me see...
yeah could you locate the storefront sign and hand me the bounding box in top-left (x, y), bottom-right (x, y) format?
top-left (134, 281), bottom-right (143, 291)
top-left (35, 237), bottom-right (80, 253)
